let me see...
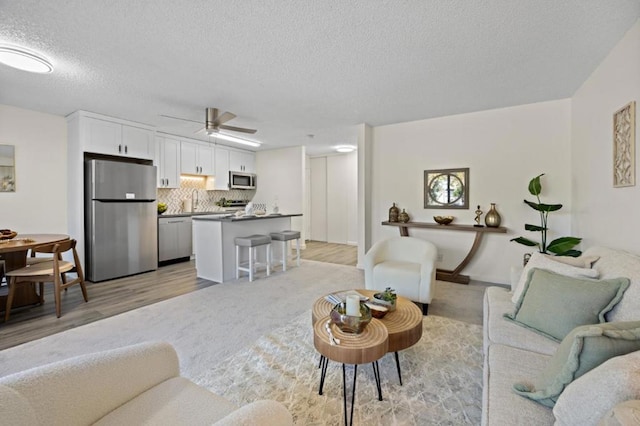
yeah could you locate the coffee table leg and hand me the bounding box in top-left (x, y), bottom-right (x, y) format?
top-left (342, 363), bottom-right (358, 426)
top-left (394, 351), bottom-right (403, 385)
top-left (371, 361), bottom-right (382, 401)
top-left (318, 354), bottom-right (324, 368)
top-left (319, 356), bottom-right (328, 395)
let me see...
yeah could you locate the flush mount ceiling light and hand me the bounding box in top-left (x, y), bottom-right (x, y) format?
top-left (335, 145), bottom-right (356, 153)
top-left (0, 45), bottom-right (53, 73)
top-left (209, 131), bottom-right (261, 148)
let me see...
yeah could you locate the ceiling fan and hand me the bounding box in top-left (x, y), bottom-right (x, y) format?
top-left (161, 107), bottom-right (257, 136)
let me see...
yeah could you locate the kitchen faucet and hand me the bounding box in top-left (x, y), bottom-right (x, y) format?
top-left (192, 189), bottom-right (199, 212)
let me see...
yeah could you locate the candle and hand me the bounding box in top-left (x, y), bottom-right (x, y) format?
top-left (346, 295), bottom-right (360, 317)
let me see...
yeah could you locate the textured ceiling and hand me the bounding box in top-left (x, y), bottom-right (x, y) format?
top-left (1, 1), bottom-right (639, 155)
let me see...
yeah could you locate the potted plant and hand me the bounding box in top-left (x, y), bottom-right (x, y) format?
top-left (372, 287), bottom-right (397, 312)
top-left (511, 174), bottom-right (582, 258)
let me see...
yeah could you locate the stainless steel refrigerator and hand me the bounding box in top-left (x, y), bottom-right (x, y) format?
top-left (85, 159), bottom-right (158, 282)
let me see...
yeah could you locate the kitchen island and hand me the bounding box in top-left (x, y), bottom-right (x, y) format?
top-left (192, 214), bottom-right (302, 282)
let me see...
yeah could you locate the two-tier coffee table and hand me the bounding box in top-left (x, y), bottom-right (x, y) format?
top-left (312, 289), bottom-right (423, 385)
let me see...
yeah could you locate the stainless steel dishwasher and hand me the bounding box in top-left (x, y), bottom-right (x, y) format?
top-left (158, 216), bottom-right (193, 264)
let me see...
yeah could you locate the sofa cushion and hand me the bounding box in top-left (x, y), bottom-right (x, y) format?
top-left (512, 251), bottom-right (600, 303)
top-left (553, 350), bottom-right (640, 426)
top-left (482, 343), bottom-right (555, 426)
top-left (543, 253), bottom-right (600, 268)
top-left (483, 286), bottom-right (559, 356)
top-left (584, 246), bottom-right (640, 322)
top-left (93, 376), bottom-right (239, 425)
top-left (513, 321), bottom-right (640, 408)
top-left (0, 385), bottom-right (38, 426)
top-left (598, 400), bottom-right (640, 426)
top-left (505, 268), bottom-right (630, 341)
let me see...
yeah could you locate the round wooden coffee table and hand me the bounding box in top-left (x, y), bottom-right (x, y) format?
top-left (313, 289), bottom-right (423, 385)
top-left (313, 316), bottom-right (388, 426)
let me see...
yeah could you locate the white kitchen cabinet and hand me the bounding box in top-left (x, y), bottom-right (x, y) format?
top-left (122, 125), bottom-right (154, 159)
top-left (229, 150), bottom-right (255, 173)
top-left (214, 146), bottom-right (230, 190)
top-left (181, 139), bottom-right (214, 175)
top-left (158, 216), bottom-right (192, 263)
top-left (155, 135), bottom-right (180, 188)
top-left (84, 116), bottom-right (153, 160)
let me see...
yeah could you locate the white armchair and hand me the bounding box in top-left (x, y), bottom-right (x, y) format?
top-left (364, 237), bottom-right (437, 315)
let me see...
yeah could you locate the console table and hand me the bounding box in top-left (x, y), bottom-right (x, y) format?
top-left (381, 221), bottom-right (507, 284)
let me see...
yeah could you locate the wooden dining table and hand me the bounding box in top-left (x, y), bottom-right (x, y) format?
top-left (0, 234), bottom-right (70, 312)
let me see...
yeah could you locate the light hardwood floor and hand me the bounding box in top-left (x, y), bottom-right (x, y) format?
top-left (301, 240), bottom-right (358, 266)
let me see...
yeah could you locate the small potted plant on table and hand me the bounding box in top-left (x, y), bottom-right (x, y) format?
top-left (372, 287), bottom-right (397, 312)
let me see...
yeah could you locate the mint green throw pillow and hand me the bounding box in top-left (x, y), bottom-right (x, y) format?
top-left (504, 268), bottom-right (630, 341)
top-left (513, 321), bottom-right (640, 407)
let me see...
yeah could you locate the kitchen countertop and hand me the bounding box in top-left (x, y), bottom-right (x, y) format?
top-left (159, 211), bottom-right (233, 218)
top-left (192, 213), bottom-right (302, 222)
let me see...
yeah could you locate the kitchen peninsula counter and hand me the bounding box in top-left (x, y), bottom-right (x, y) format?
top-left (192, 213), bottom-right (302, 282)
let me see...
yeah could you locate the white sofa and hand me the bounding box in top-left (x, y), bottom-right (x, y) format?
top-left (364, 236), bottom-right (437, 315)
top-left (482, 246), bottom-right (640, 425)
top-left (0, 341), bottom-right (293, 426)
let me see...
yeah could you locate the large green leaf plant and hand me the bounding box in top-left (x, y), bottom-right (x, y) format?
top-left (510, 174), bottom-right (582, 256)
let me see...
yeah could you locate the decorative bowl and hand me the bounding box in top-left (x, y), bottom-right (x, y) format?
top-left (371, 293), bottom-right (397, 312)
top-left (0, 230), bottom-right (17, 240)
top-left (330, 302), bottom-right (372, 334)
top-left (365, 302), bottom-right (389, 319)
top-left (434, 215), bottom-right (454, 225)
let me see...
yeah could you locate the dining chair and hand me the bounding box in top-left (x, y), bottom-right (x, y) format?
top-left (4, 239), bottom-right (88, 321)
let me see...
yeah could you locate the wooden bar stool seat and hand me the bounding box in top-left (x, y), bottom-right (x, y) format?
top-left (235, 235), bottom-right (272, 282)
top-left (269, 230), bottom-right (301, 272)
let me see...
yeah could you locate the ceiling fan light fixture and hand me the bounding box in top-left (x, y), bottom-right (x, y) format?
top-left (335, 145), bottom-right (356, 153)
top-left (0, 45), bottom-right (53, 73)
top-left (212, 132), bottom-right (261, 148)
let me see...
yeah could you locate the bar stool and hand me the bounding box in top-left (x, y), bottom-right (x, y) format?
top-left (235, 235), bottom-right (272, 282)
top-left (270, 230), bottom-right (301, 272)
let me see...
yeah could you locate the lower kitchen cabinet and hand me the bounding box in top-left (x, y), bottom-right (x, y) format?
top-left (158, 216), bottom-right (193, 264)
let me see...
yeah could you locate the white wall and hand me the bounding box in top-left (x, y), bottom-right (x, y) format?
top-left (0, 105), bottom-right (67, 233)
top-left (371, 99), bottom-right (572, 284)
top-left (309, 157), bottom-right (327, 241)
top-left (571, 19), bottom-right (640, 253)
top-left (254, 146), bottom-right (306, 243)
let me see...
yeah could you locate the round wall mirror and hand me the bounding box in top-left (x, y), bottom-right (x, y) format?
top-left (424, 168), bottom-right (469, 209)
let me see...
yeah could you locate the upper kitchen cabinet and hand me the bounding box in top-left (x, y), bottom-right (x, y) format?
top-left (229, 149), bottom-right (255, 173)
top-left (213, 146), bottom-right (230, 190)
top-left (180, 139), bottom-right (214, 176)
top-left (80, 115), bottom-right (154, 160)
top-left (155, 135), bottom-right (181, 188)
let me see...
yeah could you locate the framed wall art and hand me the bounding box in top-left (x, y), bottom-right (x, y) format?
top-left (424, 167), bottom-right (469, 209)
top-left (0, 144), bottom-right (15, 192)
top-left (613, 101), bottom-right (636, 188)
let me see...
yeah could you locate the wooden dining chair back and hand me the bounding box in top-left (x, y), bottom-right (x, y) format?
top-left (4, 239), bottom-right (88, 321)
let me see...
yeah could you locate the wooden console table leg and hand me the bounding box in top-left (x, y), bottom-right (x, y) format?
top-left (436, 231), bottom-right (485, 284)
top-left (398, 226), bottom-right (409, 237)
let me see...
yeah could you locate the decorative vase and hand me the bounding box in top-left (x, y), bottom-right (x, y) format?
top-left (388, 203), bottom-right (400, 222)
top-left (398, 209), bottom-right (410, 223)
top-left (485, 203), bottom-right (501, 227)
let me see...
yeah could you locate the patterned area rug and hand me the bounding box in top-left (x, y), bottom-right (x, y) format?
top-left (198, 313), bottom-right (483, 425)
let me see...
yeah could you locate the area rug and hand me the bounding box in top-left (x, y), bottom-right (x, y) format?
top-left (200, 312), bottom-right (483, 425)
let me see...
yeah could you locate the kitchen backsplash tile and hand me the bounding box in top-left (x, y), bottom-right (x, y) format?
top-left (158, 176), bottom-right (255, 214)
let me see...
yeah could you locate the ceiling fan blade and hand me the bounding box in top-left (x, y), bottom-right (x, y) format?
top-left (219, 124), bottom-right (257, 134)
top-left (216, 111), bottom-right (236, 125)
top-left (160, 114), bottom-right (202, 125)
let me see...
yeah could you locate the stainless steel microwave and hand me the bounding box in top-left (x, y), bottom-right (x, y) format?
top-left (229, 171), bottom-right (256, 190)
